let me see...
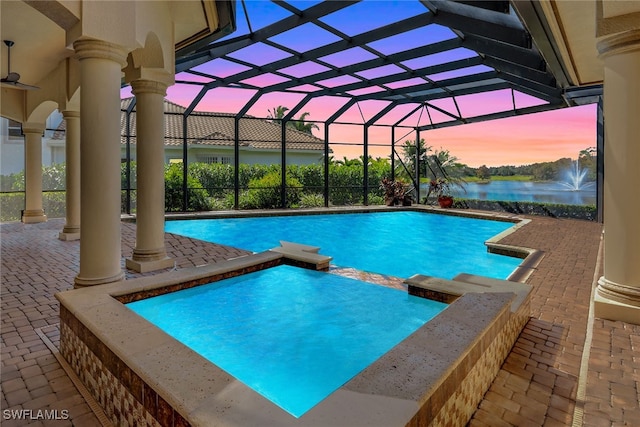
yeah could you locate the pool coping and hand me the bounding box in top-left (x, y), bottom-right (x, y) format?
top-left (56, 246), bottom-right (532, 426)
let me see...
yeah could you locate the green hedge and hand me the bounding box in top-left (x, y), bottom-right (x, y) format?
top-left (453, 198), bottom-right (597, 221)
top-left (0, 191), bottom-right (66, 222)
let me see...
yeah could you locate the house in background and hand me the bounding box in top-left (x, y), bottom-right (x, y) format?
top-left (0, 113), bottom-right (65, 175)
top-left (127, 98), bottom-right (326, 166)
top-left (1, 98), bottom-right (325, 176)
top-left (28, 98), bottom-right (325, 169)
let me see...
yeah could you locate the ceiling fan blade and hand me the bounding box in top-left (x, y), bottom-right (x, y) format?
top-left (0, 80), bottom-right (39, 90)
top-left (16, 81), bottom-right (40, 90)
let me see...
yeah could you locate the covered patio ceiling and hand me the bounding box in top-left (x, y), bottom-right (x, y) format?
top-left (169, 0), bottom-right (601, 130)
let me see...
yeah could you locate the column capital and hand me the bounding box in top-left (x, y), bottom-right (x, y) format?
top-left (22, 122), bottom-right (45, 135)
top-left (73, 38), bottom-right (128, 67)
top-left (62, 110), bottom-right (80, 119)
top-left (130, 79), bottom-right (168, 97)
top-left (597, 28), bottom-right (640, 58)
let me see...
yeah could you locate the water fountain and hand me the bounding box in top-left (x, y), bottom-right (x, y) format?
top-left (558, 159), bottom-right (595, 191)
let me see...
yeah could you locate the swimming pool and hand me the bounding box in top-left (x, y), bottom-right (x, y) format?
top-left (127, 264), bottom-right (447, 417)
top-left (165, 211), bottom-right (522, 280)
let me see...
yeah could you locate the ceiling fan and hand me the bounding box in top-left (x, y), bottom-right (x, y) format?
top-left (1, 40), bottom-right (39, 90)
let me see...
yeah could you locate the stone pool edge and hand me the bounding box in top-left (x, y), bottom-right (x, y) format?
top-left (56, 249), bottom-right (531, 427)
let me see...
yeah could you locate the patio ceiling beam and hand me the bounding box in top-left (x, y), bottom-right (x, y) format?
top-left (184, 86), bottom-right (210, 116)
top-left (256, 39), bottom-right (468, 94)
top-left (497, 73), bottom-right (563, 103)
top-left (326, 98), bottom-right (358, 124)
top-left (365, 102), bottom-right (399, 126)
top-left (229, 40), bottom-right (551, 100)
top-left (282, 94), bottom-right (314, 122)
top-left (175, 0), bottom-right (358, 72)
top-left (510, 0), bottom-right (572, 88)
top-left (391, 103), bottom-right (426, 128)
top-left (482, 56), bottom-right (556, 87)
top-left (420, 0), bottom-right (530, 48)
top-left (423, 101), bottom-right (462, 122)
top-left (197, 11), bottom-right (436, 90)
top-left (390, 81), bottom-right (511, 104)
top-left (235, 91), bottom-right (264, 118)
top-left (563, 84), bottom-right (603, 106)
top-left (416, 101), bottom-right (565, 131)
top-left (460, 33), bottom-right (545, 70)
top-left (326, 70), bottom-right (500, 100)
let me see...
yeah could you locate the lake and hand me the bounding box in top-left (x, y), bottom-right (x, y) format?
top-left (421, 180), bottom-right (596, 205)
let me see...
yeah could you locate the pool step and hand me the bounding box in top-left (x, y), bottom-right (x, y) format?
top-left (278, 240), bottom-right (321, 253)
top-left (269, 241), bottom-right (332, 271)
top-left (405, 273), bottom-right (532, 312)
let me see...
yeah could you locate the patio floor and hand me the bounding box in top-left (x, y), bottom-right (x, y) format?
top-left (1, 213), bottom-right (638, 426)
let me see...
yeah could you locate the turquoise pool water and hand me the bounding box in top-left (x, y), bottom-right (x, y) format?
top-left (127, 265), bottom-right (447, 417)
top-left (165, 211), bottom-right (522, 280)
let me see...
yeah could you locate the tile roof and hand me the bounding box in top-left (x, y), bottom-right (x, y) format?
top-left (120, 98), bottom-right (325, 152)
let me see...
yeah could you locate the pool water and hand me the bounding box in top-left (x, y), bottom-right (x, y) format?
top-left (127, 265), bottom-right (447, 417)
top-left (165, 211), bottom-right (522, 280)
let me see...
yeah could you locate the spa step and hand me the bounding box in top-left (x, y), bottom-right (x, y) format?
top-left (453, 273), bottom-right (531, 311)
top-left (405, 274), bottom-right (531, 312)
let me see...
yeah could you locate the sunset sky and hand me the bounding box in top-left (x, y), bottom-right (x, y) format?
top-left (121, 86), bottom-right (596, 168)
top-left (121, 0), bottom-right (599, 168)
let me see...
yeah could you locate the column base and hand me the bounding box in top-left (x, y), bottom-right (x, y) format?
top-left (595, 277), bottom-right (640, 324)
top-left (59, 232), bottom-right (81, 241)
top-left (22, 210), bottom-right (47, 224)
top-left (74, 270), bottom-right (125, 288)
top-left (59, 226), bottom-right (80, 241)
top-left (125, 256), bottom-right (175, 273)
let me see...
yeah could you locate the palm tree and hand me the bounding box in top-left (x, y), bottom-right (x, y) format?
top-left (290, 112), bottom-right (319, 134)
top-left (267, 105), bottom-right (289, 125)
top-left (399, 138), bottom-right (430, 179)
top-left (267, 106), bottom-right (319, 135)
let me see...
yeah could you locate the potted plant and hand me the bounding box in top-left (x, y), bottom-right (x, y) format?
top-left (428, 178), bottom-right (455, 208)
top-left (380, 178), bottom-right (407, 206)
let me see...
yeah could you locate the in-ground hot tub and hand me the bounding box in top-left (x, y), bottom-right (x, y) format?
top-left (57, 249), bottom-right (532, 427)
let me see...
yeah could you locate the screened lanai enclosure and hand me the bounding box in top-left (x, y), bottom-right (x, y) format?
top-left (119, 0), bottom-right (602, 213)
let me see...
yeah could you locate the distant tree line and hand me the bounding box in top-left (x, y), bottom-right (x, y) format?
top-left (472, 147), bottom-right (596, 182)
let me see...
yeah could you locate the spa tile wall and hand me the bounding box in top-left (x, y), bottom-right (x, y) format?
top-left (410, 300), bottom-right (530, 426)
top-left (59, 307), bottom-right (189, 427)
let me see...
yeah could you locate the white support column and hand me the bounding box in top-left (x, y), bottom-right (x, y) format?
top-left (595, 30), bottom-right (640, 324)
top-left (21, 122), bottom-right (47, 224)
top-left (125, 79), bottom-right (174, 273)
top-left (73, 39), bottom-right (128, 287)
top-left (59, 110), bottom-right (81, 240)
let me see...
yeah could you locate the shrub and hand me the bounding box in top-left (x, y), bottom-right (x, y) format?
top-left (42, 191), bottom-right (66, 218)
top-left (329, 164), bottom-right (363, 205)
top-left (190, 162), bottom-right (234, 198)
top-left (121, 161), bottom-right (137, 190)
top-left (0, 193), bottom-right (24, 222)
top-left (164, 163), bottom-right (211, 212)
top-left (453, 198), bottom-right (597, 221)
top-left (240, 171), bottom-right (302, 209)
top-left (299, 193), bottom-right (325, 208)
top-left (368, 194), bottom-right (384, 205)
top-left (0, 191), bottom-right (66, 221)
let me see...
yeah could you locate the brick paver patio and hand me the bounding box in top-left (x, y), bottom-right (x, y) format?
top-left (1, 214), bottom-right (638, 426)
